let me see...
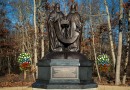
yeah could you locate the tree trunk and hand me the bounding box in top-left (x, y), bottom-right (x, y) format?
top-left (98, 11), bottom-right (103, 54)
top-left (122, 44), bottom-right (129, 84)
top-left (7, 56), bottom-right (11, 75)
top-left (34, 0), bottom-right (38, 79)
top-left (24, 70), bottom-right (27, 80)
top-left (89, 3), bottom-right (101, 82)
top-left (115, 0), bottom-right (123, 85)
top-left (122, 8), bottom-right (130, 85)
top-left (36, 0), bottom-right (46, 58)
top-left (22, 27), bottom-right (25, 52)
top-left (104, 0), bottom-right (116, 68)
top-left (41, 25), bottom-right (45, 58)
top-left (128, 8), bottom-right (130, 32)
top-left (31, 64), bottom-right (36, 81)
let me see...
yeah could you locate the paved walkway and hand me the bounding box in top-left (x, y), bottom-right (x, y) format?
top-left (0, 85), bottom-right (130, 90)
top-left (98, 85), bottom-right (130, 90)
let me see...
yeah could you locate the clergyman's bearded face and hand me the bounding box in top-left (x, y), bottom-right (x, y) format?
top-left (55, 3), bottom-right (60, 12)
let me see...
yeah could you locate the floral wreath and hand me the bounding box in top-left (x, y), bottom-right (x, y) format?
top-left (97, 54), bottom-right (111, 72)
top-left (18, 53), bottom-right (31, 71)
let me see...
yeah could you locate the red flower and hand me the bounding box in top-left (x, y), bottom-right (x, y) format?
top-left (20, 62), bottom-right (30, 70)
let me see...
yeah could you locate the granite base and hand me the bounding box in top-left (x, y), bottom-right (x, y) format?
top-left (32, 81), bottom-right (97, 89)
top-left (33, 88), bottom-right (97, 90)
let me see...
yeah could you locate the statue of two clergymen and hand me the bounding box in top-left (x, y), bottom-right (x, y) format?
top-left (47, 3), bottom-right (82, 52)
top-left (32, 3), bottom-right (96, 89)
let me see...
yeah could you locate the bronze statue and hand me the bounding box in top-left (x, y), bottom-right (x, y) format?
top-left (67, 3), bottom-right (82, 52)
top-left (47, 3), bottom-right (82, 52)
top-left (33, 3), bottom-right (96, 89)
top-left (47, 3), bottom-right (64, 52)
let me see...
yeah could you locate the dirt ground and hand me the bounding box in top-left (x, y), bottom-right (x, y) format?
top-left (0, 74), bottom-right (34, 87)
top-left (0, 73), bottom-right (130, 87)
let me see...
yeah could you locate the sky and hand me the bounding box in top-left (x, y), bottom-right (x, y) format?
top-left (2, 0), bottom-right (128, 24)
top-left (3, 0), bottom-right (84, 26)
top-left (1, 0), bottom-right (129, 37)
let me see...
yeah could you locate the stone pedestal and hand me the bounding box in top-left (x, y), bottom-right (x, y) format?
top-left (32, 52), bottom-right (98, 89)
top-left (49, 59), bottom-right (80, 84)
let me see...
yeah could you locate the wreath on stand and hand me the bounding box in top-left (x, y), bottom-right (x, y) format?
top-left (97, 54), bottom-right (111, 72)
top-left (18, 53), bottom-right (31, 71)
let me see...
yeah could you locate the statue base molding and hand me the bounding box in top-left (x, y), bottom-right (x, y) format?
top-left (32, 81), bottom-right (97, 89)
top-left (32, 52), bottom-right (98, 89)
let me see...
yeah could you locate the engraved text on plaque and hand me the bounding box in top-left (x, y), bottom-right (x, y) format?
top-left (51, 66), bottom-right (78, 79)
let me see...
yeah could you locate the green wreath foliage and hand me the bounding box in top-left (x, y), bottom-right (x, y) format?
top-left (18, 53), bottom-right (31, 71)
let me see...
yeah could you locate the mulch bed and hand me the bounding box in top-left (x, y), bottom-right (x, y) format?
top-left (0, 82), bottom-right (33, 87)
top-left (0, 74), bottom-right (34, 87)
top-left (0, 74), bottom-right (130, 87)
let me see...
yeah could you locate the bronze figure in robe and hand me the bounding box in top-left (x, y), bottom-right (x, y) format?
top-left (47, 3), bottom-right (64, 52)
top-left (66, 3), bottom-right (82, 52)
top-left (47, 3), bottom-right (82, 52)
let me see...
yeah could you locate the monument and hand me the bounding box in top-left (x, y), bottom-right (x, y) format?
top-left (32, 3), bottom-right (97, 89)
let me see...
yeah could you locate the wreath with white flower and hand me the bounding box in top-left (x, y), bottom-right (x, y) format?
top-left (18, 53), bottom-right (31, 71)
top-left (97, 54), bottom-right (111, 72)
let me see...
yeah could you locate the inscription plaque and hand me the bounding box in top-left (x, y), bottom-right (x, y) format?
top-left (51, 66), bottom-right (78, 79)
